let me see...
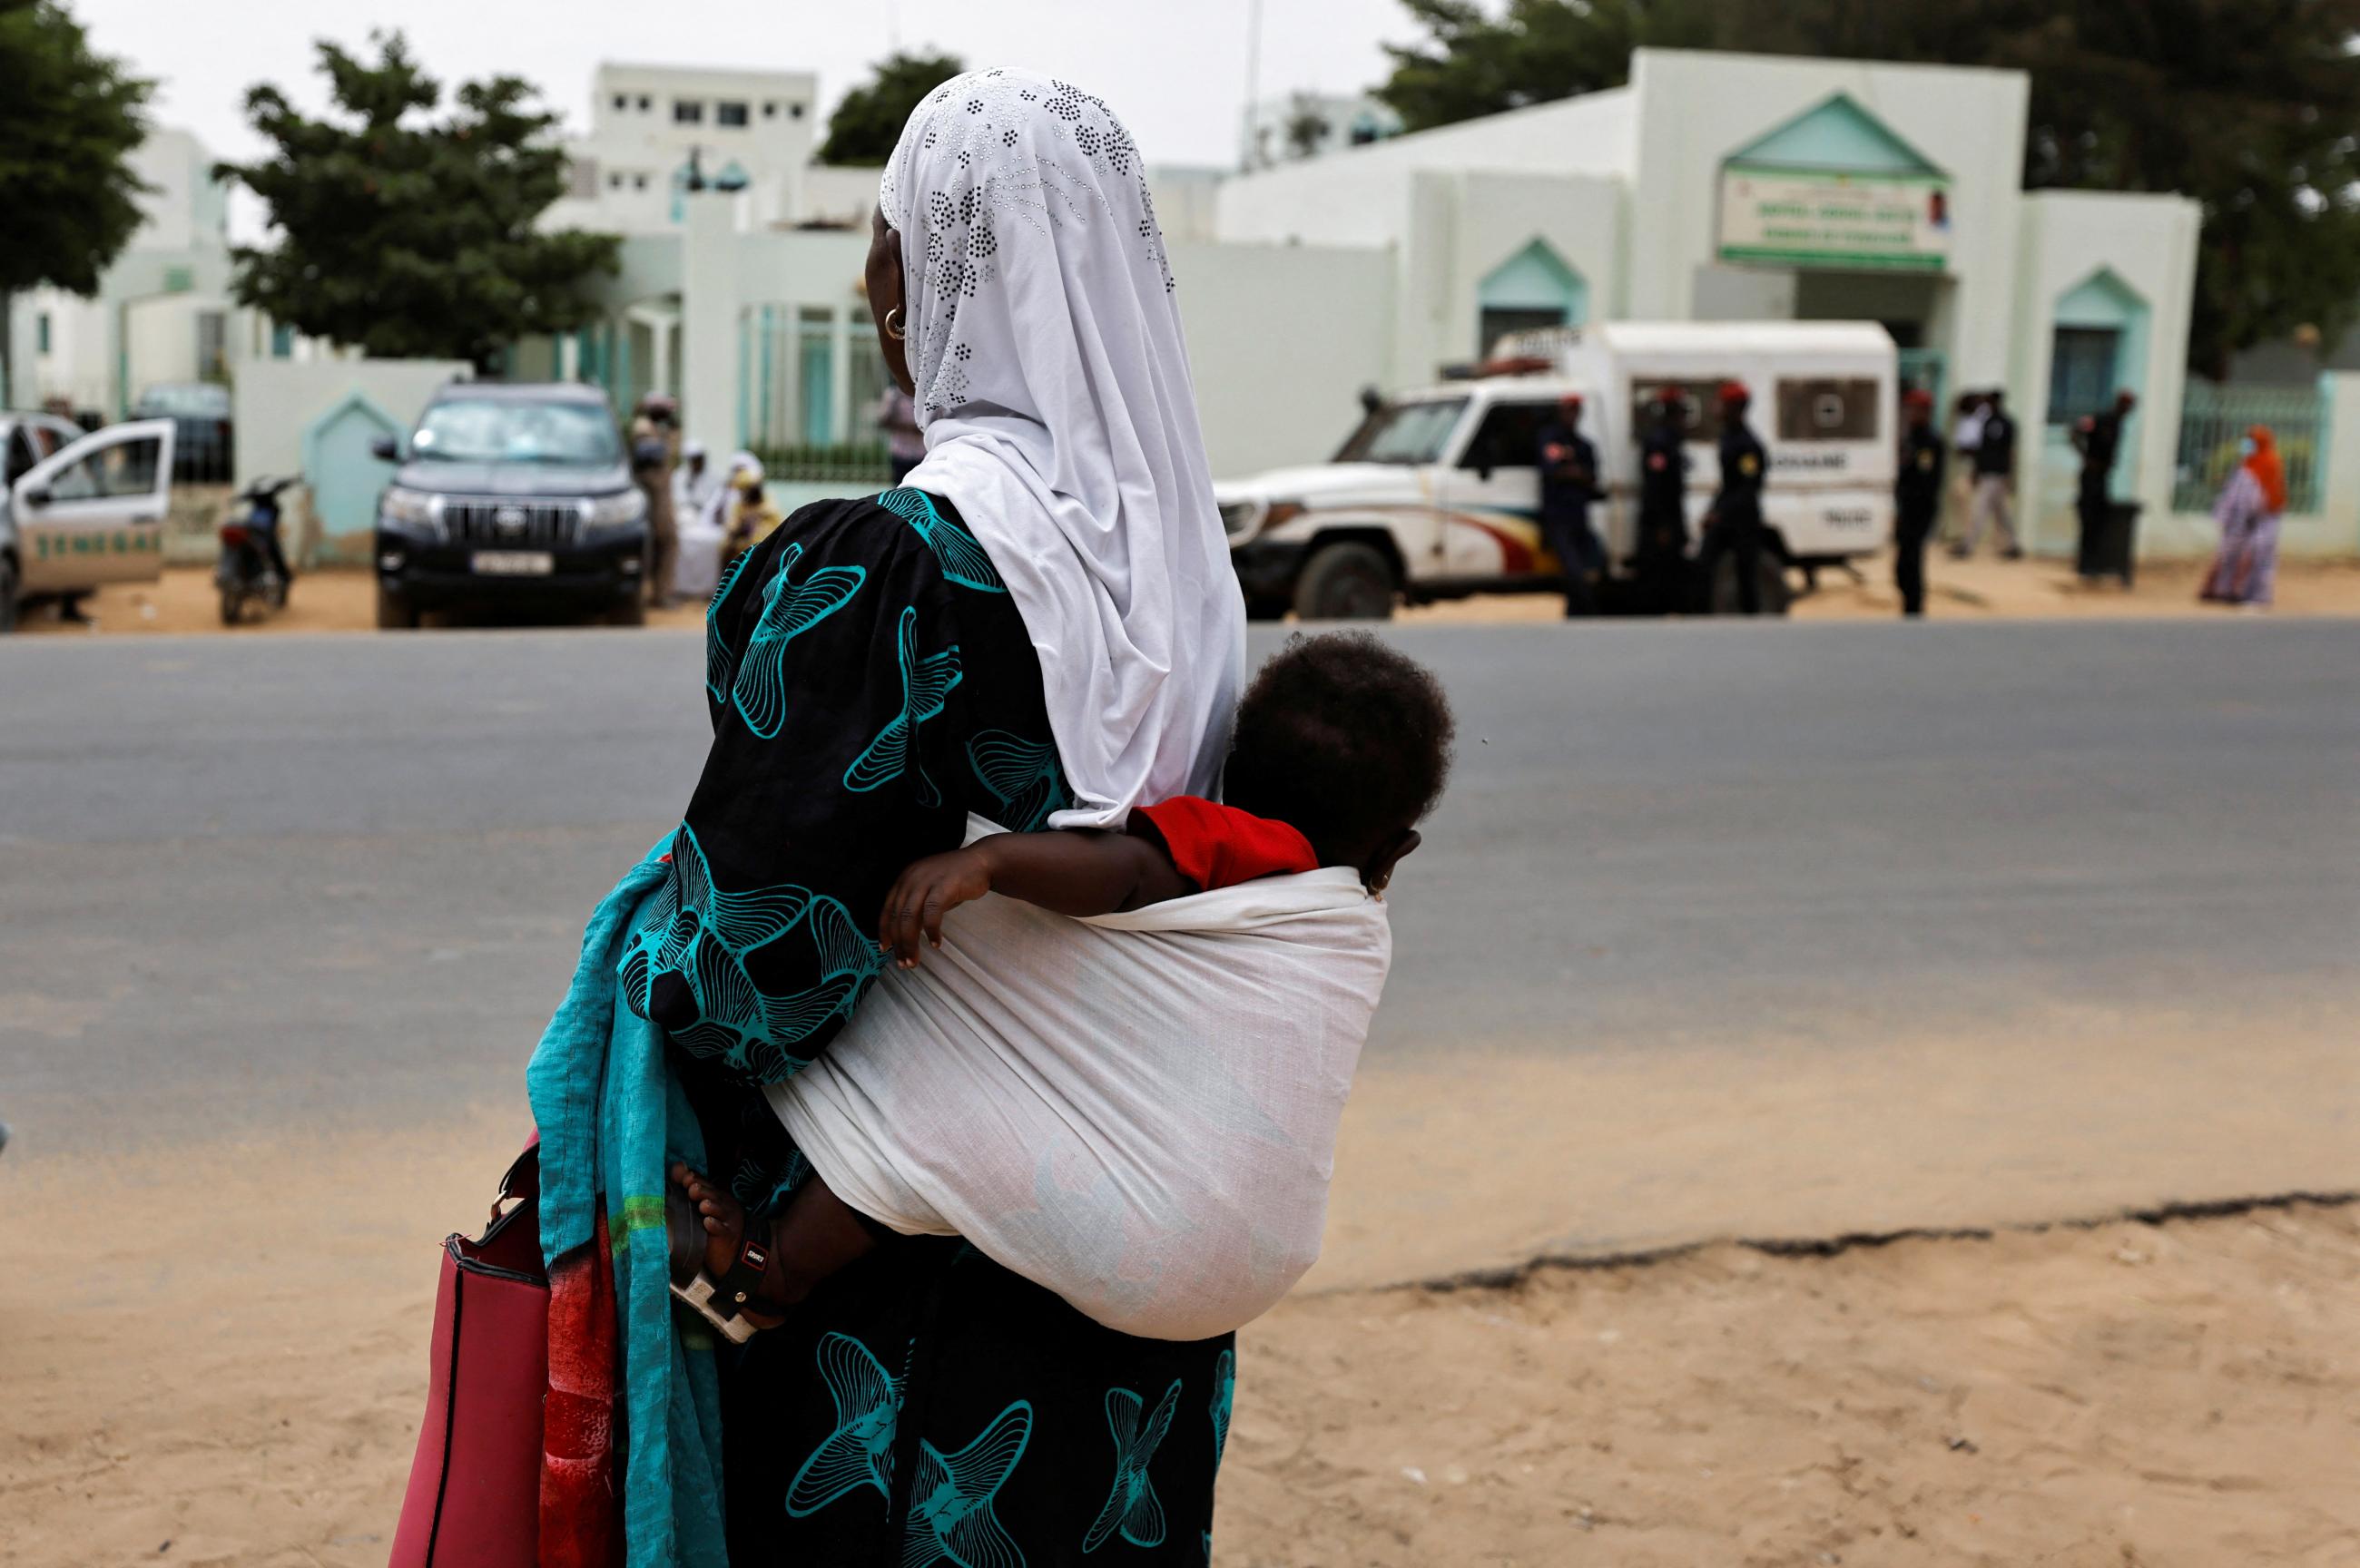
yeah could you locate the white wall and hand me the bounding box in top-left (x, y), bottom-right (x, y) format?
top-left (1625, 49), bottom-right (2029, 391)
top-left (231, 358), bottom-right (470, 490)
top-left (2012, 190), bottom-right (2201, 555)
top-left (1168, 240), bottom-right (1395, 479)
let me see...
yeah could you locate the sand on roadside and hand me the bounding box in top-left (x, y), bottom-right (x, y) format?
top-left (14, 551), bottom-right (2360, 638)
top-left (3, 1113), bottom-right (2355, 1568)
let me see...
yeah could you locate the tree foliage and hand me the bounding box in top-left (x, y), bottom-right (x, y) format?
top-left (817, 50), bottom-right (967, 166)
top-left (0, 0), bottom-right (152, 298)
top-left (215, 33), bottom-right (618, 368)
top-left (1374, 0), bottom-right (2360, 376)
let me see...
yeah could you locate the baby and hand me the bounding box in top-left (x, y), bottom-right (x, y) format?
top-left (667, 631), bottom-right (1455, 1339)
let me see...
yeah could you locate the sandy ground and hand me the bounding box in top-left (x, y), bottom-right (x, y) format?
top-left (15, 552), bottom-right (2360, 637)
top-left (5, 1087), bottom-right (2356, 1567)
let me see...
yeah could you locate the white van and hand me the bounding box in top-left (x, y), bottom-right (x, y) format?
top-left (2, 416), bottom-right (177, 632)
top-left (1218, 320), bottom-right (1898, 617)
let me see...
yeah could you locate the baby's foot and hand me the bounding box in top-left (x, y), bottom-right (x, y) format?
top-left (666, 1161), bottom-right (787, 1326)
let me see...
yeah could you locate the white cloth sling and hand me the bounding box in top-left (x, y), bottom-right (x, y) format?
top-left (879, 68), bottom-right (1245, 830)
top-left (769, 819), bottom-right (1391, 1341)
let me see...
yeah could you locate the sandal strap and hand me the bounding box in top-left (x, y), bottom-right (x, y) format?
top-left (712, 1231), bottom-right (776, 1321)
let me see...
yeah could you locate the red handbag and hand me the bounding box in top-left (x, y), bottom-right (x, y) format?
top-left (388, 1146), bottom-right (550, 1568)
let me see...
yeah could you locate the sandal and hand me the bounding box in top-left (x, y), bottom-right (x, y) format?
top-left (665, 1185), bottom-right (787, 1343)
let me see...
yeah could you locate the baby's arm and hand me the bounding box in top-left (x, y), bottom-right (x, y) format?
top-left (879, 828), bottom-right (1192, 967)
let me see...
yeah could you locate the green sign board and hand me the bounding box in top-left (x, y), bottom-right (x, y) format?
top-left (1718, 166), bottom-right (1952, 273)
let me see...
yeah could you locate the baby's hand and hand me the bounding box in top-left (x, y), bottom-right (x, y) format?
top-left (879, 848), bottom-right (993, 968)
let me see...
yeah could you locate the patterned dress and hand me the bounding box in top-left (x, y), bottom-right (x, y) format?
top-left (629, 491), bottom-right (1234, 1565)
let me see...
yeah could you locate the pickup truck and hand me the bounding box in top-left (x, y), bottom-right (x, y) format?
top-left (1219, 320), bottom-right (1898, 617)
top-left (2, 414), bottom-right (175, 632)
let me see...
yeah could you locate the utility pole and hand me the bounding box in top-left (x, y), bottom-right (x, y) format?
top-left (1242, 0), bottom-right (1265, 171)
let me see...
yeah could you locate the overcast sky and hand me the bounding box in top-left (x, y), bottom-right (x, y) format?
top-left (71, 0), bottom-right (1424, 208)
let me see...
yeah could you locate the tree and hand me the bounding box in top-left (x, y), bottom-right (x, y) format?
top-left (1283, 93), bottom-right (1330, 162)
top-left (1372, 0), bottom-right (2360, 376)
top-left (0, 0), bottom-right (152, 399)
top-left (818, 50), bottom-right (966, 166)
top-left (215, 33), bottom-right (618, 369)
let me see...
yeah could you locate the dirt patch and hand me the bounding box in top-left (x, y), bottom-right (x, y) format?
top-left (17, 553), bottom-right (2360, 640)
top-left (3, 1119), bottom-right (2355, 1566)
top-left (1404, 551), bottom-right (2360, 625)
top-left (10, 565), bottom-right (708, 638)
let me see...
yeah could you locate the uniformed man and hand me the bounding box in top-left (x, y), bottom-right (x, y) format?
top-left (1696, 379), bottom-right (1770, 614)
top-left (1634, 386), bottom-right (1691, 614)
top-left (1894, 387), bottom-right (1944, 618)
top-left (1534, 393), bottom-right (1602, 617)
top-left (2071, 388), bottom-right (2137, 579)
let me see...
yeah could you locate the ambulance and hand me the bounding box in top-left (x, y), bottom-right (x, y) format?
top-left (1217, 320), bottom-right (1899, 617)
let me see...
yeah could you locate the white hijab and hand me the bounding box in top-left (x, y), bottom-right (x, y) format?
top-left (880, 69), bottom-right (1244, 829)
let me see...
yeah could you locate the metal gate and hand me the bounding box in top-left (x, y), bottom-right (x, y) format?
top-left (2173, 382), bottom-right (2326, 514)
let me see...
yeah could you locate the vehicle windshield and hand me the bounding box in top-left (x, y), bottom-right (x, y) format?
top-left (409, 398), bottom-right (621, 465)
top-left (1333, 397), bottom-right (1470, 465)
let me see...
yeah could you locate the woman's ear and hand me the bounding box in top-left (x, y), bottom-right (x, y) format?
top-left (1362, 828), bottom-right (1421, 894)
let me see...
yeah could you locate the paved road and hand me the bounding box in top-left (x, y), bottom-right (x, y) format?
top-left (5, 619), bottom-right (2357, 1176)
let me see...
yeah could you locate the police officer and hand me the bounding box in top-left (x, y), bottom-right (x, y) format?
top-left (1696, 379), bottom-right (1770, 614)
top-left (1634, 386), bottom-right (1691, 614)
top-left (2071, 388), bottom-right (2136, 579)
top-left (1894, 387), bottom-right (1944, 618)
top-left (1534, 393), bottom-right (1602, 617)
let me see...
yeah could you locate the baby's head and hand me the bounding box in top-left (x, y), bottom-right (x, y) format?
top-left (1223, 632), bottom-right (1456, 890)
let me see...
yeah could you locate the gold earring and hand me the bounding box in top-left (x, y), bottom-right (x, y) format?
top-left (884, 307), bottom-right (908, 342)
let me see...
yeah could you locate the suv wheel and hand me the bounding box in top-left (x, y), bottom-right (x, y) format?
top-left (1293, 543), bottom-right (1396, 621)
top-left (376, 583), bottom-right (420, 631)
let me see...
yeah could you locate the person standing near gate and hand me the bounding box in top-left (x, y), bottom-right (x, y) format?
top-left (629, 393), bottom-right (681, 608)
top-left (1535, 393), bottom-right (1602, 617)
top-left (1697, 380), bottom-right (1770, 613)
top-left (1947, 390), bottom-right (1987, 546)
top-left (1634, 386), bottom-right (1691, 613)
top-left (1956, 387), bottom-right (2021, 560)
top-left (2071, 388), bottom-right (2136, 580)
top-left (1894, 388), bottom-right (1944, 618)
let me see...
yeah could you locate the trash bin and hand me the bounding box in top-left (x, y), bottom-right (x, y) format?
top-left (2080, 499), bottom-right (2142, 585)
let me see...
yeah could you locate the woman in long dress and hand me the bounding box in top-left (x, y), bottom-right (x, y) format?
top-left (2201, 424), bottom-right (2286, 608)
top-left (589, 69), bottom-right (1250, 1563)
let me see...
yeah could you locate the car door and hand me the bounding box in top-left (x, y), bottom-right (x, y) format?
top-left (11, 418), bottom-right (175, 593)
top-left (1435, 397), bottom-right (1558, 578)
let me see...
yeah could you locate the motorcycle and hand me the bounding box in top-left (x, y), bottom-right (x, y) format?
top-left (216, 475), bottom-right (298, 625)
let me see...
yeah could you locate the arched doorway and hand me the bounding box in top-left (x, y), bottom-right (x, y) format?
top-left (1477, 239), bottom-right (1588, 356)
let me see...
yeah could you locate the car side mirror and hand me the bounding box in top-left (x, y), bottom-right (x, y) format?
top-left (370, 436), bottom-right (401, 463)
top-left (22, 485), bottom-right (51, 508)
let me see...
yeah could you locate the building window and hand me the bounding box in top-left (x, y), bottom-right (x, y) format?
top-left (2048, 327), bottom-right (2122, 426)
top-left (636, 94), bottom-right (651, 112)
top-left (35, 312), bottom-right (50, 354)
top-left (612, 93), bottom-right (627, 112)
top-left (271, 323), bottom-right (295, 359)
top-left (1775, 377), bottom-right (1881, 442)
top-left (674, 99), bottom-right (703, 124)
top-left (716, 100), bottom-right (749, 127)
top-left (196, 310), bottom-right (228, 382)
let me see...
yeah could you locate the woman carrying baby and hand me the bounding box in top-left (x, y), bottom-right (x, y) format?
top-left (520, 69), bottom-right (1452, 1566)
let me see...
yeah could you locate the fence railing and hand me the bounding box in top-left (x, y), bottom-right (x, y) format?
top-left (2173, 383), bottom-right (2325, 514)
top-left (745, 441), bottom-right (894, 485)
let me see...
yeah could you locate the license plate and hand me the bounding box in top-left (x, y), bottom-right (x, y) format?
top-left (473, 550), bottom-right (555, 576)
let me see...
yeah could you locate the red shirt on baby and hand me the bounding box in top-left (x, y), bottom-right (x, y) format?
top-left (1130, 796), bottom-right (1318, 892)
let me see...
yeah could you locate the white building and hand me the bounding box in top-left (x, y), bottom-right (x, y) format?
top-left (546, 64), bottom-right (821, 237)
top-left (1210, 49), bottom-right (2204, 551)
top-left (5, 127), bottom-right (323, 422)
top-left (1240, 91), bottom-right (1402, 169)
